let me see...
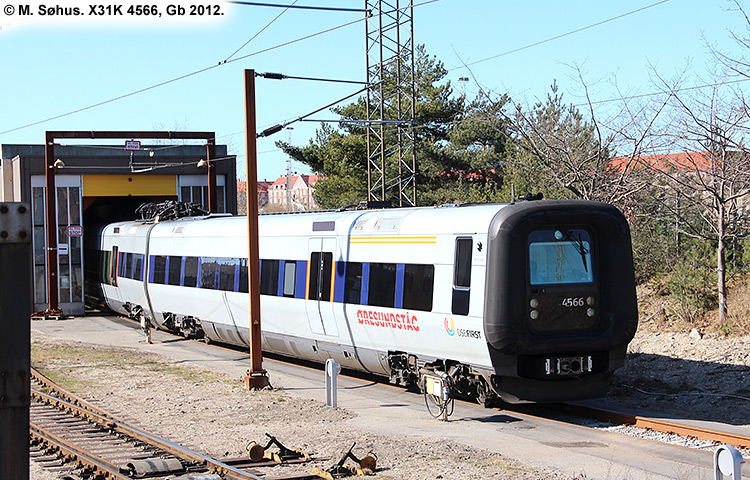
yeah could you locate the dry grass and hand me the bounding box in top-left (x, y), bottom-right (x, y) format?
top-left (723, 277), bottom-right (750, 335)
top-left (637, 275), bottom-right (750, 336)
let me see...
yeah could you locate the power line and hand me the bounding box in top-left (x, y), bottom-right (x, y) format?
top-left (0, 0), bottom-right (442, 138)
top-left (574, 77), bottom-right (750, 107)
top-left (449, 0), bottom-right (673, 72)
top-left (0, 64), bottom-right (221, 136)
top-left (227, 1), bottom-right (368, 13)
top-left (223, 0), bottom-right (299, 63)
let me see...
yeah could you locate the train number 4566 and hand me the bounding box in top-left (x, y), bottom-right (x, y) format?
top-left (561, 297), bottom-right (585, 308)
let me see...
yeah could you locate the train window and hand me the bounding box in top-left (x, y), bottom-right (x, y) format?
top-left (110, 246), bottom-right (119, 286)
top-left (528, 229), bottom-right (593, 285)
top-left (308, 252), bottom-right (333, 301)
top-left (183, 257), bottom-right (199, 287)
top-left (283, 261), bottom-right (297, 297)
top-left (118, 252), bottom-right (126, 277)
top-left (260, 259), bottom-right (280, 296)
top-left (100, 251), bottom-right (110, 285)
top-left (200, 258), bottom-right (217, 289)
top-left (167, 256), bottom-right (182, 286)
top-left (452, 238), bottom-right (472, 315)
top-left (454, 239), bottom-right (472, 287)
top-left (344, 262), bottom-right (363, 304)
top-left (152, 255), bottom-right (167, 285)
top-left (134, 255), bottom-right (144, 281)
top-left (218, 257), bottom-right (237, 291)
top-left (238, 258), bottom-right (249, 293)
top-left (403, 264), bottom-right (434, 312)
top-left (125, 253), bottom-right (134, 279)
top-left (368, 262), bottom-right (396, 308)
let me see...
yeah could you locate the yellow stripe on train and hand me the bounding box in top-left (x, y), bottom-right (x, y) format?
top-left (349, 236), bottom-right (436, 244)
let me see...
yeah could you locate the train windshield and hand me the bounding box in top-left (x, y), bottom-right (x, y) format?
top-left (528, 229), bottom-right (593, 285)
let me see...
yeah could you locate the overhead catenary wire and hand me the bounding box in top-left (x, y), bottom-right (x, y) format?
top-left (223, 0), bottom-right (299, 63)
top-left (448, 0), bottom-right (673, 72)
top-left (1, 0), bottom-right (699, 144)
top-left (227, 1), bottom-right (369, 13)
top-left (0, 0), bottom-right (438, 137)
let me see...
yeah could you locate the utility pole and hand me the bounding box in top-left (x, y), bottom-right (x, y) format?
top-left (244, 69), bottom-right (270, 389)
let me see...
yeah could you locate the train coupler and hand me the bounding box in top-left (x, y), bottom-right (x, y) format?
top-left (312, 442), bottom-right (377, 479)
top-left (246, 433), bottom-right (310, 463)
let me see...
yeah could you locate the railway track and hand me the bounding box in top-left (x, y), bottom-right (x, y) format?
top-left (29, 368), bottom-right (322, 480)
top-left (561, 403), bottom-right (750, 451)
top-left (117, 313), bottom-right (750, 456)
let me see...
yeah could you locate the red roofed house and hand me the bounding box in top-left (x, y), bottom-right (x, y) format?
top-left (236, 179), bottom-right (274, 215)
top-left (237, 174), bottom-right (319, 214)
top-left (267, 174), bottom-right (319, 210)
top-left (611, 151), bottom-right (714, 173)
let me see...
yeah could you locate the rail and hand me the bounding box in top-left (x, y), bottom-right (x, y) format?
top-left (29, 367), bottom-right (291, 480)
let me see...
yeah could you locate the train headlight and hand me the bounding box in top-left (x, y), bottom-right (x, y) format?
top-left (586, 308), bottom-right (595, 317)
top-left (530, 298), bottom-right (539, 308)
top-left (586, 296), bottom-right (595, 306)
top-left (530, 310), bottom-right (539, 320)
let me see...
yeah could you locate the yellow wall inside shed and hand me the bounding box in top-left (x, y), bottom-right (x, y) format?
top-left (82, 175), bottom-right (176, 197)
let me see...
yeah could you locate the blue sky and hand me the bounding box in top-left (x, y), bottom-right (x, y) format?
top-left (1, 0), bottom-right (747, 181)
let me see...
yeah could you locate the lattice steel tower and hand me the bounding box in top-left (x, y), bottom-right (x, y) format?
top-left (365, 0), bottom-right (417, 206)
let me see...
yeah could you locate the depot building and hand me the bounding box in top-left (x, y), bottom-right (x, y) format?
top-left (0, 136), bottom-right (237, 316)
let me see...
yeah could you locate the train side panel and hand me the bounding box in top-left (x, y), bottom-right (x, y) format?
top-left (92, 201), bottom-right (637, 405)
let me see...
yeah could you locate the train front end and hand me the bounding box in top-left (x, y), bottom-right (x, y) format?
top-left (484, 200), bottom-right (638, 403)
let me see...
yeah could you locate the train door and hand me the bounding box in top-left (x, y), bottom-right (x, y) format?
top-left (102, 244), bottom-right (123, 309)
top-left (306, 237), bottom-right (339, 337)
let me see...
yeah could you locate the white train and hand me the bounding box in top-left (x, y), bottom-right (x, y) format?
top-left (91, 200), bottom-right (638, 405)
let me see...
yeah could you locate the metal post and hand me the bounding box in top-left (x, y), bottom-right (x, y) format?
top-left (325, 359), bottom-right (341, 407)
top-left (0, 202), bottom-right (32, 480)
top-left (206, 141), bottom-right (218, 213)
top-left (714, 445), bottom-right (744, 480)
top-left (244, 69), bottom-right (269, 389)
top-left (44, 134), bottom-right (59, 312)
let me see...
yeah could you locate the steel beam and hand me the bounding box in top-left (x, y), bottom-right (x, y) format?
top-left (0, 202), bottom-right (31, 480)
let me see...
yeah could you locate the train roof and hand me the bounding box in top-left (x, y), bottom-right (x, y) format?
top-left (105, 203), bottom-right (513, 238)
top-left (104, 200), bottom-right (624, 240)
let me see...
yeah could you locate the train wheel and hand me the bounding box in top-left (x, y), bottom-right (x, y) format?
top-left (476, 379), bottom-right (497, 408)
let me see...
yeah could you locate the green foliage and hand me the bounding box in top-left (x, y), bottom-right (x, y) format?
top-left (509, 83), bottom-right (612, 201)
top-left (663, 239), bottom-right (717, 322)
top-left (278, 46), bottom-right (516, 208)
